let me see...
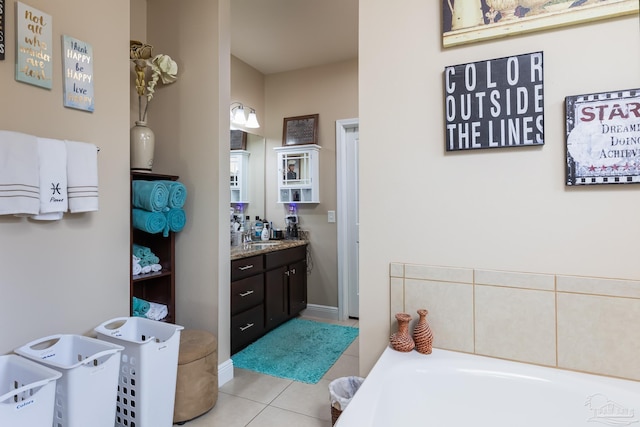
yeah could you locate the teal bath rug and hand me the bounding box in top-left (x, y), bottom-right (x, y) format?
top-left (232, 318), bottom-right (359, 384)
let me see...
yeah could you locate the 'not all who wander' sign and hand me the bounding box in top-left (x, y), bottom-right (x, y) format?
top-left (15, 1), bottom-right (52, 89)
top-left (566, 88), bottom-right (640, 186)
top-left (444, 52), bottom-right (544, 152)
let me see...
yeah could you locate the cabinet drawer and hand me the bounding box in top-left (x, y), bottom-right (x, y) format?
top-left (231, 274), bottom-right (264, 316)
top-left (231, 305), bottom-right (264, 354)
top-left (231, 255), bottom-right (264, 281)
top-left (265, 245), bottom-right (306, 270)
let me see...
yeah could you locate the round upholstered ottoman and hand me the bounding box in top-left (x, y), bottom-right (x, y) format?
top-left (173, 330), bottom-right (218, 424)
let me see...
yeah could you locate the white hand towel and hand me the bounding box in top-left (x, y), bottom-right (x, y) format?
top-left (145, 302), bottom-right (168, 321)
top-left (31, 138), bottom-right (68, 221)
top-left (65, 140), bottom-right (98, 213)
top-left (141, 265), bottom-right (152, 274)
top-left (150, 264), bottom-right (162, 272)
top-left (0, 130), bottom-right (39, 215)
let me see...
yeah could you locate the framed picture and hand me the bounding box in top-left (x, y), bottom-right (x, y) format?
top-left (565, 88), bottom-right (640, 186)
top-left (230, 129), bottom-right (247, 150)
top-left (444, 51), bottom-right (544, 151)
top-left (283, 114), bottom-right (319, 146)
top-left (443, 0), bottom-right (638, 48)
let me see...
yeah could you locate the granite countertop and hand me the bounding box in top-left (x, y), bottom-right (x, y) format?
top-left (230, 239), bottom-right (308, 260)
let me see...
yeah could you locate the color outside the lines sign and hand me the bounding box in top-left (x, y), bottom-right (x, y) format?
top-left (444, 51), bottom-right (544, 152)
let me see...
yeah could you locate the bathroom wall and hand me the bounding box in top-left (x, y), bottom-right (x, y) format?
top-left (144, 0), bottom-right (231, 363)
top-left (264, 59), bottom-right (358, 308)
top-left (0, 0), bottom-right (130, 354)
top-left (391, 263), bottom-right (640, 380)
top-left (359, 2), bottom-right (640, 374)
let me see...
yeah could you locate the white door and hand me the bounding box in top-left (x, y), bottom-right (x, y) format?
top-left (337, 119), bottom-right (359, 319)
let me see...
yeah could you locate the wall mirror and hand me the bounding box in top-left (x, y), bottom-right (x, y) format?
top-left (230, 129), bottom-right (265, 228)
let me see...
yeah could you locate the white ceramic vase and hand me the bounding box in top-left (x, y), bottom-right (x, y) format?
top-left (130, 120), bottom-right (155, 170)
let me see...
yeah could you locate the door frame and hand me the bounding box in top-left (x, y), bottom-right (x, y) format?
top-left (336, 118), bottom-right (359, 321)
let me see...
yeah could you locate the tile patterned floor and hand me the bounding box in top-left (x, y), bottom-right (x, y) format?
top-left (179, 316), bottom-right (359, 427)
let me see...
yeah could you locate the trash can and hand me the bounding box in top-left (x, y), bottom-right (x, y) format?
top-left (329, 376), bottom-right (365, 426)
top-left (0, 354), bottom-right (62, 427)
top-left (94, 316), bottom-right (184, 427)
top-left (14, 334), bottom-right (123, 427)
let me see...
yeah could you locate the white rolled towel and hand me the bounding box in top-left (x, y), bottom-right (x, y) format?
top-left (151, 263), bottom-right (162, 272)
top-left (132, 263), bottom-right (142, 276)
top-left (141, 265), bottom-right (152, 274)
top-left (145, 302), bottom-right (168, 321)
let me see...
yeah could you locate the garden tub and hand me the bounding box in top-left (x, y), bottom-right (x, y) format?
top-left (335, 346), bottom-right (640, 427)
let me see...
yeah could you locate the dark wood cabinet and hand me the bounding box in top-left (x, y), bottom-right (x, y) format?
top-left (130, 171), bottom-right (177, 323)
top-left (231, 243), bottom-right (307, 354)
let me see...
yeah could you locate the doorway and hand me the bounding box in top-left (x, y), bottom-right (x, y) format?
top-left (336, 118), bottom-right (359, 320)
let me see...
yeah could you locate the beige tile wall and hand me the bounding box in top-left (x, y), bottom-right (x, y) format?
top-left (389, 263), bottom-right (640, 381)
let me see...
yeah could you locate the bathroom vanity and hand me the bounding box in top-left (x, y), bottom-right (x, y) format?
top-left (230, 240), bottom-right (308, 354)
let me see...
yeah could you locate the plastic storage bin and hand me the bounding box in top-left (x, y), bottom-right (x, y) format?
top-left (0, 354), bottom-right (62, 427)
top-left (14, 334), bottom-right (123, 427)
top-left (94, 316), bottom-right (184, 427)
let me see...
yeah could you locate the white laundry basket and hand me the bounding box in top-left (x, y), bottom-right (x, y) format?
top-left (94, 316), bottom-right (184, 427)
top-left (14, 334), bottom-right (123, 427)
top-left (0, 354), bottom-right (62, 427)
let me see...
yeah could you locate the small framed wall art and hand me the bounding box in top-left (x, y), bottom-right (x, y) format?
top-left (62, 35), bottom-right (94, 112)
top-left (444, 51), bottom-right (544, 152)
top-left (15, 2), bottom-right (52, 89)
top-left (0, 0), bottom-right (5, 60)
top-left (230, 129), bottom-right (247, 150)
top-left (565, 88), bottom-right (640, 186)
top-left (283, 114), bottom-right (319, 146)
top-left (443, 0), bottom-right (638, 48)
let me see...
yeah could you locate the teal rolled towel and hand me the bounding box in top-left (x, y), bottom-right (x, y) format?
top-left (132, 243), bottom-right (152, 259)
top-left (163, 208), bottom-right (186, 237)
top-left (159, 180), bottom-right (187, 208)
top-left (133, 296), bottom-right (150, 315)
top-left (132, 180), bottom-right (169, 212)
top-left (132, 208), bottom-right (167, 234)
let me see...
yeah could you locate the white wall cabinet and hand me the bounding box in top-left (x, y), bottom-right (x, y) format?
top-left (274, 145), bottom-right (320, 203)
top-left (230, 150), bottom-right (250, 204)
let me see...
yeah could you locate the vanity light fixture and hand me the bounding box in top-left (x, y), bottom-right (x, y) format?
top-left (230, 102), bottom-right (260, 128)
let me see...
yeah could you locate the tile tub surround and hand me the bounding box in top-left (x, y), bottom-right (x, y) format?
top-left (390, 263), bottom-right (640, 381)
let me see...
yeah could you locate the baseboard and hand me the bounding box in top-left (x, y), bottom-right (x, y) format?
top-left (302, 304), bottom-right (339, 321)
top-left (218, 358), bottom-right (234, 387)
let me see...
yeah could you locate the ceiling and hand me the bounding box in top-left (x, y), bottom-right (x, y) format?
top-left (230, 0), bottom-right (358, 75)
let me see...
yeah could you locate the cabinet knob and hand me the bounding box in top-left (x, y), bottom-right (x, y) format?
top-left (238, 264), bottom-right (254, 271)
top-left (239, 290), bottom-right (254, 297)
top-left (285, 270), bottom-right (290, 276)
top-left (239, 323), bottom-right (254, 332)
top-left (291, 268), bottom-right (296, 275)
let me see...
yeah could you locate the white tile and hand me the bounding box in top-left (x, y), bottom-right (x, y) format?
top-left (342, 336), bottom-right (359, 357)
top-left (475, 285), bottom-right (556, 366)
top-left (557, 292), bottom-right (640, 380)
top-left (404, 264), bottom-right (473, 283)
top-left (247, 406), bottom-right (331, 427)
top-left (323, 354), bottom-right (359, 381)
top-left (390, 277), bottom-right (404, 326)
top-left (475, 269), bottom-right (555, 291)
top-left (187, 392), bottom-right (265, 427)
top-left (404, 278), bottom-right (474, 352)
top-left (389, 262), bottom-right (404, 278)
top-left (270, 379), bottom-right (333, 421)
top-left (557, 275), bottom-right (640, 299)
top-left (220, 368), bottom-right (293, 404)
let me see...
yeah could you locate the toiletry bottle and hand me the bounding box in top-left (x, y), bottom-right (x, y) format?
top-left (261, 223), bottom-right (270, 241)
top-left (254, 216), bottom-right (263, 240)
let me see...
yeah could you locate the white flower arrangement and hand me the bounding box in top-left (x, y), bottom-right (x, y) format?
top-left (130, 40), bottom-right (179, 123)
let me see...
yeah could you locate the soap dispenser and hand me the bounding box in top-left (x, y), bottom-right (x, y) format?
top-left (261, 222), bottom-right (270, 241)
